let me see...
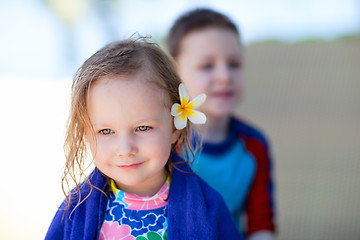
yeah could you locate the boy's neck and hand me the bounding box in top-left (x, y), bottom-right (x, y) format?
top-left (200, 116), bottom-right (231, 144)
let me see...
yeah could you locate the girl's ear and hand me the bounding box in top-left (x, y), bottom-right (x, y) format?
top-left (171, 129), bottom-right (181, 144)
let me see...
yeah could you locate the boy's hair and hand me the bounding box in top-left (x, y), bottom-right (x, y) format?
top-left (62, 37), bottom-right (192, 211)
top-left (165, 8), bottom-right (240, 59)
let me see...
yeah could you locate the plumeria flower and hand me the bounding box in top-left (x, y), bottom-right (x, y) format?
top-left (171, 83), bottom-right (207, 130)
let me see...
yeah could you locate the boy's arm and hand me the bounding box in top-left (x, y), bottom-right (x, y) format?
top-left (244, 137), bottom-right (276, 236)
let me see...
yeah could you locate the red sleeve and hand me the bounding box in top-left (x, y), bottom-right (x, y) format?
top-left (243, 137), bottom-right (276, 236)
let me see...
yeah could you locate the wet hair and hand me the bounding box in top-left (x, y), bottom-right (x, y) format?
top-left (165, 8), bottom-right (240, 59)
top-left (62, 37), bottom-right (193, 212)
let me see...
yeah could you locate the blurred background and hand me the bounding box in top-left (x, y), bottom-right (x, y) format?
top-left (0, 0), bottom-right (359, 239)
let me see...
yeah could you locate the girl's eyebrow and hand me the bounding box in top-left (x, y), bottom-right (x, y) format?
top-left (90, 121), bottom-right (113, 128)
top-left (92, 119), bottom-right (162, 127)
top-left (91, 124), bottom-right (108, 130)
top-left (135, 119), bottom-right (162, 125)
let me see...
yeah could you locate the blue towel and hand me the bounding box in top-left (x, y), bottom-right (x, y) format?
top-left (45, 152), bottom-right (242, 239)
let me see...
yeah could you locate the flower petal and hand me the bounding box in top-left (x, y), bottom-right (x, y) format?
top-left (187, 109), bottom-right (207, 124)
top-left (187, 93), bottom-right (206, 109)
top-left (174, 115), bottom-right (187, 130)
top-left (171, 103), bottom-right (182, 116)
top-left (179, 83), bottom-right (189, 105)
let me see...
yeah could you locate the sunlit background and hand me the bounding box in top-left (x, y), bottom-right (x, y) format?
top-left (0, 0), bottom-right (359, 239)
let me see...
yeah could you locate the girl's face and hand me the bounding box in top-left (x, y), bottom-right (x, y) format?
top-left (176, 27), bottom-right (244, 119)
top-left (86, 74), bottom-right (179, 196)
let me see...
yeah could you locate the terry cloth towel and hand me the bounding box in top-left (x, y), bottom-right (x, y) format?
top-left (45, 152), bottom-right (242, 239)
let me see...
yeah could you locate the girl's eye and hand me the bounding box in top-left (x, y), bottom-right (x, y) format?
top-left (99, 129), bottom-right (113, 135)
top-left (137, 126), bottom-right (151, 131)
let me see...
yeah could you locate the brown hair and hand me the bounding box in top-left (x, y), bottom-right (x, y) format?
top-left (62, 37), bottom-right (193, 212)
top-left (165, 8), bottom-right (240, 59)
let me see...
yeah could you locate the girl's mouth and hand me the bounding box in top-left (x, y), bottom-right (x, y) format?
top-left (117, 162), bottom-right (143, 169)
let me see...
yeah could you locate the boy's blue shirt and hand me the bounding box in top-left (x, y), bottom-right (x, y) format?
top-left (192, 117), bottom-right (276, 236)
top-left (191, 132), bottom-right (256, 225)
top-left (45, 152), bottom-right (242, 240)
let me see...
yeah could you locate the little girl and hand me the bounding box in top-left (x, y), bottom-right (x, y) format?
top-left (45, 38), bottom-right (241, 239)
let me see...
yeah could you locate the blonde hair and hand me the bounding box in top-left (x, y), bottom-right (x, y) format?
top-left (62, 37), bottom-right (194, 211)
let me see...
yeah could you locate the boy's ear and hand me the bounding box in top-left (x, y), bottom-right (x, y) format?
top-left (171, 129), bottom-right (181, 144)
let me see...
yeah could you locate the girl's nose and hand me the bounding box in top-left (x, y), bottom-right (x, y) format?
top-left (116, 135), bottom-right (137, 157)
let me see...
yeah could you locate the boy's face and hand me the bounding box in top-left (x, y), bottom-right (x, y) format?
top-left (176, 27), bottom-right (244, 119)
top-left (86, 74), bottom-right (179, 196)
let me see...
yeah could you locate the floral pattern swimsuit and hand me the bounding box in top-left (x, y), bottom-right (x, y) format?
top-left (99, 178), bottom-right (170, 240)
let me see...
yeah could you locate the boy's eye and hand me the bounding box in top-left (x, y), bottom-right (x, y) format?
top-left (99, 129), bottom-right (113, 135)
top-left (136, 126), bottom-right (151, 131)
top-left (228, 61), bottom-right (242, 69)
top-left (200, 63), bottom-right (213, 70)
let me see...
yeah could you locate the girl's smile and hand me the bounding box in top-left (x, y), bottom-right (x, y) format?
top-left (116, 162), bottom-right (144, 169)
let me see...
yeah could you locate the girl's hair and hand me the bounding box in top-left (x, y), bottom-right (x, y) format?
top-left (62, 37), bottom-right (192, 212)
top-left (165, 8), bottom-right (240, 59)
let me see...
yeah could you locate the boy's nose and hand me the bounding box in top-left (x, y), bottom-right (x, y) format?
top-left (215, 64), bottom-right (231, 84)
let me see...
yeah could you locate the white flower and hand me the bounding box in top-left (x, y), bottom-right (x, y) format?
top-left (171, 83), bottom-right (207, 130)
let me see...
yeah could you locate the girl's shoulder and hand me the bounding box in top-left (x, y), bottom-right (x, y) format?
top-left (55, 168), bottom-right (108, 218)
top-left (68, 168), bottom-right (108, 205)
top-left (168, 153), bottom-right (242, 239)
top-left (46, 168), bottom-right (108, 239)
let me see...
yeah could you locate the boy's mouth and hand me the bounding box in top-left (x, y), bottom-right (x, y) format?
top-left (212, 90), bottom-right (234, 99)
